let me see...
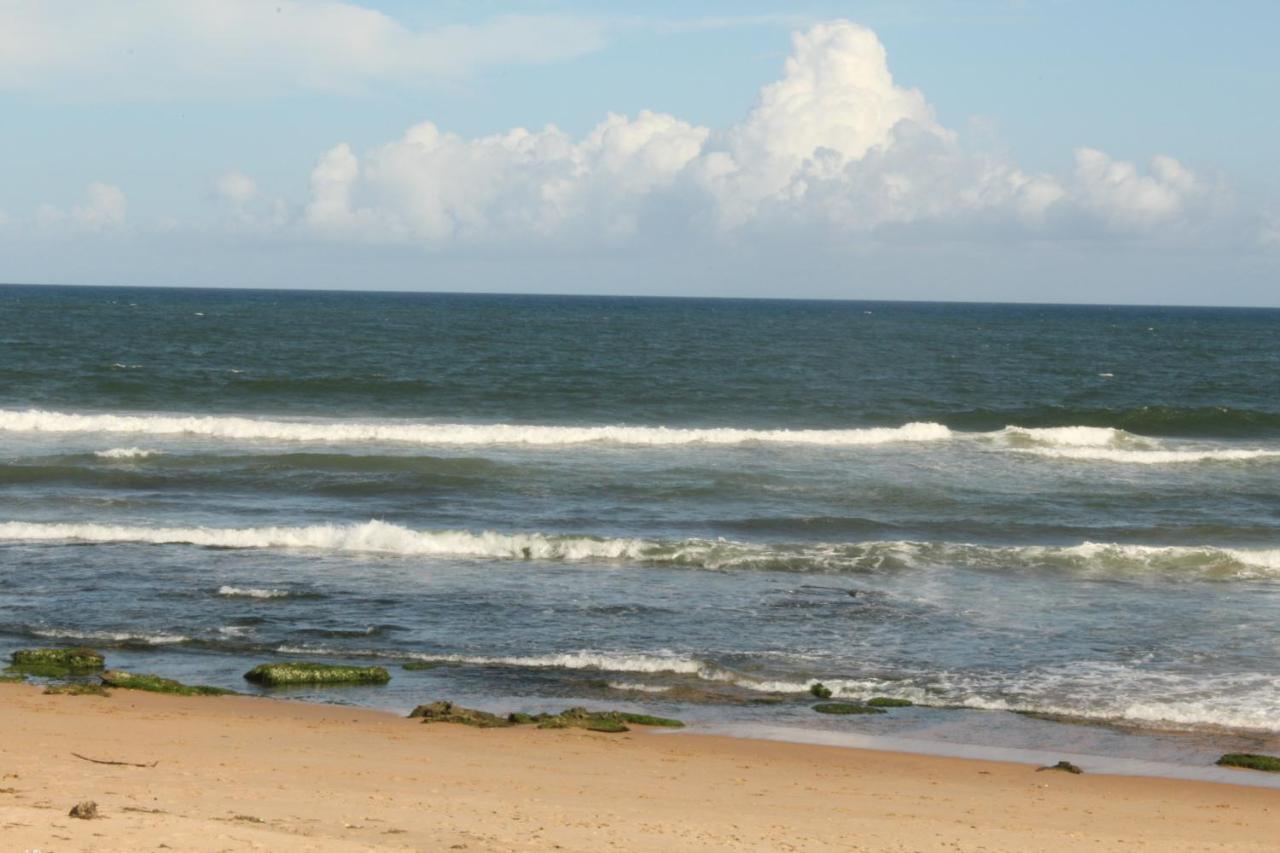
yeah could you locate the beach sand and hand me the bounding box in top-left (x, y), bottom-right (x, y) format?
top-left (1, 683), bottom-right (1276, 852)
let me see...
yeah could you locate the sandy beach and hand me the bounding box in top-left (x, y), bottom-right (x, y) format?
top-left (1, 683), bottom-right (1276, 852)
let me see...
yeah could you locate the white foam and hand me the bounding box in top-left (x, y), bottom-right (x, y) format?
top-left (217, 585), bottom-right (291, 599)
top-left (94, 447), bottom-right (163, 459)
top-left (30, 627), bottom-right (189, 645)
top-left (269, 647), bottom-right (714, 677)
top-left (2, 521), bottom-right (1278, 579)
top-left (998, 424), bottom-right (1280, 464)
top-left (0, 408), bottom-right (952, 448)
top-left (606, 681), bottom-right (674, 693)
top-left (1022, 446), bottom-right (1280, 464)
top-left (1001, 425), bottom-right (1139, 448)
top-left (406, 650), bottom-right (710, 675)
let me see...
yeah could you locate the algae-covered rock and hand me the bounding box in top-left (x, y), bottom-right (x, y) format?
top-left (244, 662), bottom-right (390, 686)
top-left (45, 682), bottom-right (110, 696)
top-left (536, 707), bottom-right (685, 733)
top-left (1037, 760), bottom-right (1083, 775)
top-left (410, 701), bottom-right (685, 733)
top-left (616, 712), bottom-right (684, 728)
top-left (812, 702), bottom-right (885, 715)
top-left (809, 683), bottom-right (833, 699)
top-left (545, 701), bottom-right (629, 732)
top-left (101, 670), bottom-right (235, 696)
top-left (9, 647), bottom-right (105, 677)
top-left (866, 697), bottom-right (913, 708)
top-left (409, 701), bottom-right (512, 728)
top-left (1216, 753), bottom-right (1280, 773)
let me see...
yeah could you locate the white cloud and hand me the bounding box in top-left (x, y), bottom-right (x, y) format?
top-left (307, 111), bottom-right (708, 244)
top-left (0, 1), bottom-right (608, 99)
top-left (300, 19), bottom-right (1225, 249)
top-left (215, 171), bottom-right (258, 206)
top-left (37, 182), bottom-right (127, 230)
top-left (1070, 148), bottom-right (1209, 230)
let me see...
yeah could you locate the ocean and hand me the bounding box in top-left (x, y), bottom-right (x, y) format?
top-left (2, 285), bottom-right (1278, 775)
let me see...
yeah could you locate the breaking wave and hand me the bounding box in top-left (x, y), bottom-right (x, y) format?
top-left (94, 447), bottom-right (164, 459)
top-left (0, 408), bottom-right (952, 448)
top-left (217, 585), bottom-right (292, 599)
top-left (996, 425), bottom-right (1280, 464)
top-left (2, 520), bottom-right (1278, 579)
top-left (29, 627), bottom-right (190, 646)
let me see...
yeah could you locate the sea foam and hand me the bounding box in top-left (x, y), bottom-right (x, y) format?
top-left (94, 447), bottom-right (163, 459)
top-left (2, 520), bottom-right (1278, 578)
top-left (0, 408), bottom-right (952, 448)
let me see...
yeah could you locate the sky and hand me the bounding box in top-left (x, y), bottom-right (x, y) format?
top-left (0, 0), bottom-right (1277, 305)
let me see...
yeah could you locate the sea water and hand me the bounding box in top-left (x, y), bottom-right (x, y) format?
top-left (1, 286), bottom-right (1277, 777)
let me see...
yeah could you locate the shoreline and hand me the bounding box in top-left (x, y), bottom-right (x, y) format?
top-left (3, 683), bottom-right (1278, 851)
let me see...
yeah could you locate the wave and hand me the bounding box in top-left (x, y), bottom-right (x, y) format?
top-left (948, 405), bottom-right (1280, 438)
top-left (0, 408), bottom-right (952, 448)
top-left (28, 627), bottom-right (190, 645)
top-left (271, 644), bottom-right (1280, 732)
top-left (217, 585), bottom-right (291, 599)
top-left (94, 447), bottom-right (163, 459)
top-left (2, 520), bottom-right (1277, 579)
top-left (994, 425), bottom-right (1280, 464)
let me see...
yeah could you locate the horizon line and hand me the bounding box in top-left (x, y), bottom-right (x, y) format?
top-left (1, 280), bottom-right (1276, 312)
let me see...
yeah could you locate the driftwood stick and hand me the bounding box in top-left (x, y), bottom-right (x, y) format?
top-left (71, 752), bottom-right (157, 768)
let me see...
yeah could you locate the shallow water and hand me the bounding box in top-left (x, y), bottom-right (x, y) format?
top-left (1, 286), bottom-right (1278, 772)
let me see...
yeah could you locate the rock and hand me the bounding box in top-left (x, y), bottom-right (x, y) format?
top-left (409, 701), bottom-right (512, 728)
top-left (809, 683), bottom-right (833, 699)
top-left (1216, 753), bottom-right (1280, 773)
top-left (812, 702), bottom-right (885, 715)
top-left (411, 702), bottom-right (686, 733)
top-left (1037, 760), bottom-right (1083, 774)
top-left (101, 670), bottom-right (234, 696)
top-left (866, 697), bottom-right (913, 707)
top-left (68, 801), bottom-right (99, 819)
top-left (243, 662), bottom-right (391, 686)
top-left (9, 647), bottom-right (105, 677)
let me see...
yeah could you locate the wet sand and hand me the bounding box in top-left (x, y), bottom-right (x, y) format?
top-left (1, 683), bottom-right (1277, 851)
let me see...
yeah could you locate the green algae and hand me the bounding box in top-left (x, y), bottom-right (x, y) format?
top-left (1216, 753), bottom-right (1280, 773)
top-left (809, 683), bottom-right (833, 699)
top-left (8, 647), bottom-right (105, 678)
top-left (101, 670), bottom-right (235, 696)
top-left (45, 682), bottom-right (110, 696)
top-left (411, 702), bottom-right (685, 733)
top-left (866, 697), bottom-right (913, 708)
top-left (812, 702), bottom-right (885, 715)
top-left (244, 662), bottom-right (391, 686)
top-left (410, 701), bottom-right (513, 727)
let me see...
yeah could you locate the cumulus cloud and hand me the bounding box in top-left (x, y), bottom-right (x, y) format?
top-left (307, 112), bottom-right (708, 244)
top-left (37, 182), bottom-right (127, 230)
top-left (0, 0), bottom-right (608, 99)
top-left (299, 20), bottom-right (1225, 249)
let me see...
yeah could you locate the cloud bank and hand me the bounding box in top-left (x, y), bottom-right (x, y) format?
top-left (301, 21), bottom-right (1232, 249)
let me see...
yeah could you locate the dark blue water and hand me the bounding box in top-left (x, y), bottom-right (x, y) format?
top-left (2, 285), bottom-right (1278, 766)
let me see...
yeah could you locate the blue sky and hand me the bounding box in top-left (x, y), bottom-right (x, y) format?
top-left (1, 1), bottom-right (1277, 304)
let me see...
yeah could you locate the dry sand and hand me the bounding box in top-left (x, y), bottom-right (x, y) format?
top-left (1, 682), bottom-right (1276, 852)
